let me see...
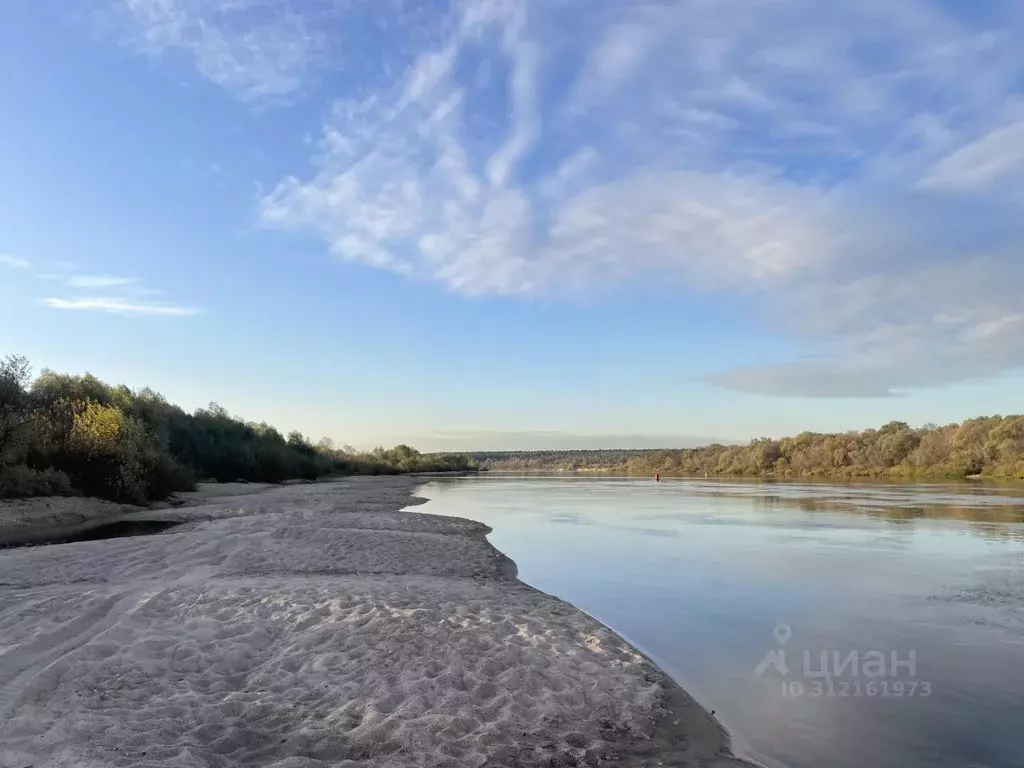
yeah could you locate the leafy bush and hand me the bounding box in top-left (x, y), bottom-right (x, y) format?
top-left (0, 355), bottom-right (473, 502)
top-left (0, 465), bottom-right (73, 498)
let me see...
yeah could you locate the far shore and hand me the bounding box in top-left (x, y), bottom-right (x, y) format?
top-left (0, 476), bottom-right (755, 767)
top-left (480, 468), bottom-right (1024, 483)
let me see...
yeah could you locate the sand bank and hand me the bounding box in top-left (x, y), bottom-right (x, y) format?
top-left (0, 496), bottom-right (142, 548)
top-left (0, 482), bottom-right (278, 548)
top-left (0, 477), bottom-right (753, 767)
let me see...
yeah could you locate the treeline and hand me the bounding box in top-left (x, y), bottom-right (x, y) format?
top-left (470, 449), bottom-right (667, 471)
top-left (0, 355), bottom-right (472, 502)
top-left (474, 417), bottom-right (1024, 479)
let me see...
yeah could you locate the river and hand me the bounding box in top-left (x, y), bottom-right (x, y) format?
top-left (412, 475), bottom-right (1024, 768)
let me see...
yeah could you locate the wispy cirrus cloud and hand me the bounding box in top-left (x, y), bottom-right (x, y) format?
top-left (67, 274), bottom-right (140, 288)
top-left (0, 254), bottom-right (30, 269)
top-left (110, 0), bottom-right (1024, 395)
top-left (920, 116), bottom-right (1024, 193)
top-left (110, 0), bottom-right (449, 102)
top-left (260, 0), bottom-right (1024, 289)
top-left (114, 0), bottom-right (323, 100)
top-left (707, 254), bottom-right (1024, 397)
top-left (25, 262), bottom-right (200, 318)
top-left (41, 297), bottom-right (200, 316)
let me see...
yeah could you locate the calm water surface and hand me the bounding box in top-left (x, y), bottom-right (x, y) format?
top-left (412, 476), bottom-right (1024, 768)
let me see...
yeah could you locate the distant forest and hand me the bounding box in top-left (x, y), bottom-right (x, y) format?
top-left (473, 417), bottom-right (1024, 479)
top-left (0, 355), bottom-right (472, 502)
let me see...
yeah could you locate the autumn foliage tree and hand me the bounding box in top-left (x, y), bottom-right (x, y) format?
top-left (0, 356), bottom-right (473, 501)
top-left (476, 416), bottom-right (1024, 479)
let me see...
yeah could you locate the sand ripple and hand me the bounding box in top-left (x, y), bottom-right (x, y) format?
top-left (0, 477), bottom-right (746, 767)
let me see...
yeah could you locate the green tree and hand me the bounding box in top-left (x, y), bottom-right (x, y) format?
top-left (0, 355), bottom-right (32, 464)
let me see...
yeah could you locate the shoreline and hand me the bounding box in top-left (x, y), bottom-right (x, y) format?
top-left (0, 476), bottom-right (757, 767)
top-left (0, 473), bottom-right (482, 548)
top-left (481, 469), bottom-right (1024, 483)
top-left (403, 481), bottom-right (756, 768)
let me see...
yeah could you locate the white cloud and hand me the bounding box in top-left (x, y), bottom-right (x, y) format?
top-left (484, 5), bottom-right (540, 188)
top-left (0, 254), bottom-right (30, 269)
top-left (116, 0), bottom-right (322, 100)
top-left (564, 10), bottom-right (669, 116)
top-left (40, 297), bottom-right (201, 316)
top-left (68, 275), bottom-right (140, 288)
top-left (29, 264), bottom-right (198, 317)
top-left (707, 311), bottom-right (1024, 398)
top-left (707, 257), bottom-right (1024, 396)
top-left (919, 117), bottom-right (1024, 191)
top-left (261, 0), bottom-right (1024, 292)
top-left (106, 0), bottom-right (1024, 395)
top-left (261, 1), bottom-right (865, 296)
top-left (543, 170), bottom-right (838, 291)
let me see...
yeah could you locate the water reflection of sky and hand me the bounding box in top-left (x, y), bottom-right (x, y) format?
top-left (412, 476), bottom-right (1024, 768)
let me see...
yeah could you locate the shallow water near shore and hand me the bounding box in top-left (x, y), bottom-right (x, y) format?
top-left (412, 475), bottom-right (1024, 768)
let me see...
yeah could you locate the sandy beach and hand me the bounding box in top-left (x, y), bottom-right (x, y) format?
top-left (0, 477), bottom-right (753, 767)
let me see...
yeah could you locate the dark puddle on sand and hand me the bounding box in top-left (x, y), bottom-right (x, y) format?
top-left (1, 519), bottom-right (181, 549)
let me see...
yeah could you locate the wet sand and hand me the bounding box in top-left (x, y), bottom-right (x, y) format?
top-left (0, 476), bottom-right (753, 767)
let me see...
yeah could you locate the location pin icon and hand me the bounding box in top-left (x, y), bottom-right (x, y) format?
top-left (773, 624), bottom-right (792, 645)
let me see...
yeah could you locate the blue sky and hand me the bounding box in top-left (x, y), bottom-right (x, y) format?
top-left (2, 0), bottom-right (1024, 450)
